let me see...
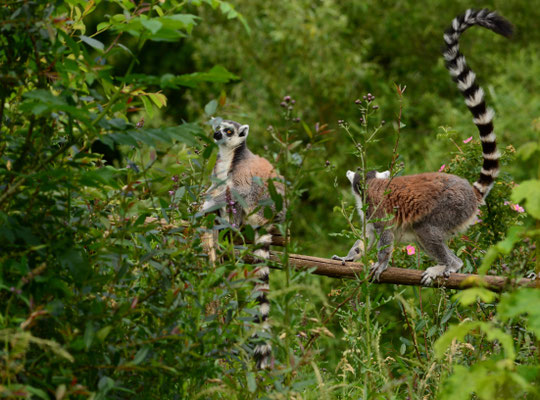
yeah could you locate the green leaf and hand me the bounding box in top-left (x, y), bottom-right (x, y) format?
top-left (97, 326), bottom-right (113, 342)
top-left (132, 346), bottom-right (150, 365)
top-left (427, 326), bottom-right (437, 338)
top-left (516, 142), bottom-right (539, 161)
top-left (107, 118), bottom-right (127, 130)
top-left (435, 321), bottom-right (515, 360)
top-left (98, 376), bottom-right (114, 392)
top-left (478, 226), bottom-right (525, 274)
top-left (148, 93), bottom-right (167, 108)
top-left (247, 371), bottom-right (257, 393)
top-left (207, 266), bottom-right (226, 287)
top-left (127, 66), bottom-right (239, 89)
top-left (439, 359), bottom-right (535, 400)
top-left (479, 324), bottom-right (516, 361)
top-left (58, 30), bottom-right (80, 57)
top-left (453, 288), bottom-right (498, 306)
top-left (96, 22), bottom-right (111, 32)
top-left (511, 180), bottom-right (540, 218)
top-left (113, 14), bottom-right (199, 40)
top-left (168, 66), bottom-right (239, 88)
top-left (162, 14), bottom-right (199, 34)
top-left (80, 166), bottom-right (122, 189)
top-left (58, 248), bottom-right (91, 284)
top-left (103, 123), bottom-right (203, 148)
top-left (25, 386), bottom-right (49, 400)
top-left (263, 206), bottom-right (273, 220)
top-left (23, 89), bottom-right (66, 106)
top-left (243, 224), bottom-right (255, 242)
top-left (267, 179), bottom-right (283, 212)
top-left (84, 322), bottom-right (95, 350)
top-left (204, 99), bottom-right (218, 116)
top-left (301, 121), bottom-right (313, 139)
top-left (141, 96), bottom-right (154, 119)
top-left (141, 19), bottom-right (163, 34)
top-left (80, 35), bottom-right (105, 51)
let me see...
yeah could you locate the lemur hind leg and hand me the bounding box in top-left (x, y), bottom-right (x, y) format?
top-left (415, 225), bottom-right (463, 286)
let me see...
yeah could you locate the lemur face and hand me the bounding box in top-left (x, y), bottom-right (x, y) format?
top-left (213, 120), bottom-right (249, 148)
top-left (346, 170), bottom-right (363, 196)
top-left (346, 169), bottom-right (390, 195)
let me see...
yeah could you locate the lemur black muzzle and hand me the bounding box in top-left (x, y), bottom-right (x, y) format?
top-left (213, 130), bottom-right (223, 140)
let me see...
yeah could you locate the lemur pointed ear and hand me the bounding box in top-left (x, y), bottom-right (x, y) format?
top-left (238, 124), bottom-right (249, 137)
top-left (376, 170), bottom-right (390, 179)
top-left (346, 170), bottom-right (356, 183)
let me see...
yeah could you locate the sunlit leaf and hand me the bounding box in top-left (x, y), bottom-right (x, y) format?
top-left (141, 19), bottom-right (163, 34)
top-left (498, 289), bottom-right (540, 336)
top-left (511, 180), bottom-right (540, 218)
top-left (453, 287), bottom-right (498, 306)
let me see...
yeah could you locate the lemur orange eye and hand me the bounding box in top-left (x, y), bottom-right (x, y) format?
top-left (226, 129), bottom-right (233, 136)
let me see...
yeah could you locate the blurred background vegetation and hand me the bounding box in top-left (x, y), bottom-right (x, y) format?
top-left (1, 0), bottom-right (538, 398)
top-left (93, 0), bottom-right (540, 256)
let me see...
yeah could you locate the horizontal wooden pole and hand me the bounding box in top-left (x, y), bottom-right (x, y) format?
top-left (117, 216), bottom-right (536, 291)
top-left (249, 252), bottom-right (537, 292)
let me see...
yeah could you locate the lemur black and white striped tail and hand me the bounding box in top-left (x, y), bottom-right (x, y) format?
top-left (443, 9), bottom-right (513, 199)
top-left (252, 230), bottom-right (273, 369)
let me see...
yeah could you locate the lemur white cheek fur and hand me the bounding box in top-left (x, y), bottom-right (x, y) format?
top-left (333, 9), bottom-right (512, 285)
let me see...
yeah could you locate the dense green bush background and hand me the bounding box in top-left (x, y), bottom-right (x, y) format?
top-left (1, 1), bottom-right (538, 398)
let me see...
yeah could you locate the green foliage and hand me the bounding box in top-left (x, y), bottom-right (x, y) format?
top-left (452, 287), bottom-right (498, 306)
top-left (438, 361), bottom-right (533, 400)
top-left (432, 287), bottom-right (540, 399)
top-left (1, 0), bottom-right (539, 399)
top-left (435, 321), bottom-right (515, 360)
top-left (186, 0), bottom-right (540, 257)
top-left (512, 180), bottom-right (540, 219)
top-left (0, 0), bottom-right (253, 398)
top-left (498, 289), bottom-right (540, 337)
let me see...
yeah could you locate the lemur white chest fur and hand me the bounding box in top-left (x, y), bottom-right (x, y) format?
top-left (333, 8), bottom-right (512, 286)
top-left (214, 146), bottom-right (236, 183)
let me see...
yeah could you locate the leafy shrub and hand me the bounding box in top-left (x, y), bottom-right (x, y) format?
top-left (1, 1), bottom-right (538, 399)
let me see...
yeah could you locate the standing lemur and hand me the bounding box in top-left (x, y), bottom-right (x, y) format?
top-left (202, 119), bottom-right (285, 369)
top-left (332, 9), bottom-right (513, 285)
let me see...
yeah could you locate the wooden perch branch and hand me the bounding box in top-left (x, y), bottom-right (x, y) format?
top-left (111, 216), bottom-right (536, 291)
top-left (247, 252), bottom-right (536, 292)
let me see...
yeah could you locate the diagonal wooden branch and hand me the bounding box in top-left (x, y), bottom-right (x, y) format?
top-left (244, 252), bottom-right (537, 292)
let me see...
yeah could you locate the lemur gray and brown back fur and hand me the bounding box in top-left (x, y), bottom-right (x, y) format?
top-left (332, 9), bottom-right (513, 285)
top-left (202, 119), bottom-right (285, 369)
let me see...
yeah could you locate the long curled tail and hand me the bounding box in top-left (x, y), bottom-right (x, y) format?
top-left (443, 9), bottom-right (513, 199)
top-left (252, 230), bottom-right (273, 369)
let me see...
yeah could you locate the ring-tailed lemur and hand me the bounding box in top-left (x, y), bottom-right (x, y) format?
top-left (332, 9), bottom-right (513, 285)
top-left (202, 119), bottom-right (285, 369)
